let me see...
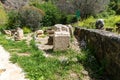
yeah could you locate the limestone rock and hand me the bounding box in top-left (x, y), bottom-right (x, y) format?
top-left (14, 27), bottom-right (24, 41)
top-left (35, 30), bottom-right (43, 37)
top-left (3, 30), bottom-right (11, 36)
top-left (54, 24), bottom-right (69, 32)
top-left (53, 32), bottom-right (70, 51)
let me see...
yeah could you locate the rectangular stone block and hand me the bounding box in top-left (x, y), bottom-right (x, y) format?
top-left (53, 32), bottom-right (70, 51)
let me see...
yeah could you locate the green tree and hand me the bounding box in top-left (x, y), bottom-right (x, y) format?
top-left (34, 2), bottom-right (61, 26)
top-left (109, 0), bottom-right (120, 14)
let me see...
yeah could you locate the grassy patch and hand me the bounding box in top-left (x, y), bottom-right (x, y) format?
top-left (52, 48), bottom-right (80, 58)
top-left (0, 34), bottom-right (105, 80)
top-left (0, 34), bottom-right (84, 80)
top-left (75, 15), bottom-right (120, 30)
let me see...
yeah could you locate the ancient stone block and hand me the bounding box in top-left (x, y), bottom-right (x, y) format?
top-left (14, 27), bottom-right (24, 41)
top-left (54, 24), bottom-right (69, 32)
top-left (53, 32), bottom-right (70, 51)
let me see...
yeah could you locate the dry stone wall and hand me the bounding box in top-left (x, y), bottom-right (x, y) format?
top-left (74, 27), bottom-right (120, 80)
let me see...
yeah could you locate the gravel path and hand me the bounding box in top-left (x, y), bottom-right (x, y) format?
top-left (0, 45), bottom-right (28, 80)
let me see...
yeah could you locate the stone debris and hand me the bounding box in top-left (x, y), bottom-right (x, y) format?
top-left (35, 36), bottom-right (53, 50)
top-left (35, 30), bottom-right (44, 37)
top-left (44, 28), bottom-right (54, 35)
top-left (3, 30), bottom-right (11, 36)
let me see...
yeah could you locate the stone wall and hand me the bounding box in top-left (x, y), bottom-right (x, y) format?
top-left (74, 27), bottom-right (120, 80)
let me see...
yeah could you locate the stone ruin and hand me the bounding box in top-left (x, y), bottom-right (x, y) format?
top-left (3, 30), bottom-right (11, 36)
top-left (3, 27), bottom-right (24, 41)
top-left (74, 27), bottom-right (120, 80)
top-left (35, 30), bottom-right (44, 37)
top-left (14, 27), bottom-right (24, 41)
top-left (53, 24), bottom-right (70, 51)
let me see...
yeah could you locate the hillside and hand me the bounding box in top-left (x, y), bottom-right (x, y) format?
top-left (1, 0), bottom-right (29, 9)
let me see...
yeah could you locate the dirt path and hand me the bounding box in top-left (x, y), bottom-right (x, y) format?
top-left (0, 45), bottom-right (28, 80)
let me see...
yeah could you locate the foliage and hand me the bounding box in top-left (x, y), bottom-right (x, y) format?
top-left (60, 14), bottom-right (77, 24)
top-left (0, 33), bottom-right (108, 79)
top-left (23, 27), bottom-right (32, 34)
top-left (67, 15), bottom-right (77, 24)
top-left (79, 16), bottom-right (96, 29)
top-left (0, 2), bottom-right (8, 26)
top-left (95, 8), bottom-right (116, 18)
top-left (74, 0), bottom-right (110, 18)
top-left (18, 6), bottom-right (44, 31)
top-left (104, 15), bottom-right (120, 28)
top-left (7, 10), bottom-right (19, 29)
top-left (109, 0), bottom-right (120, 14)
top-left (77, 15), bottom-right (120, 29)
top-left (54, 0), bottom-right (110, 19)
top-left (34, 2), bottom-right (61, 26)
top-left (7, 6), bottom-right (44, 31)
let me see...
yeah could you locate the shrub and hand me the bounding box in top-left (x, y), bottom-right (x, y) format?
top-left (0, 2), bottom-right (8, 26)
top-left (34, 2), bottom-right (61, 26)
top-left (18, 6), bottom-right (44, 31)
top-left (23, 27), bottom-right (31, 34)
top-left (109, 1), bottom-right (120, 15)
top-left (66, 15), bottom-right (77, 24)
top-left (59, 14), bottom-right (77, 24)
top-left (59, 14), bottom-right (67, 24)
top-left (104, 15), bottom-right (120, 28)
top-left (32, 2), bottom-right (78, 26)
top-left (7, 10), bottom-right (19, 29)
top-left (95, 8), bottom-right (116, 18)
top-left (79, 16), bottom-right (96, 29)
top-left (7, 6), bottom-right (44, 31)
